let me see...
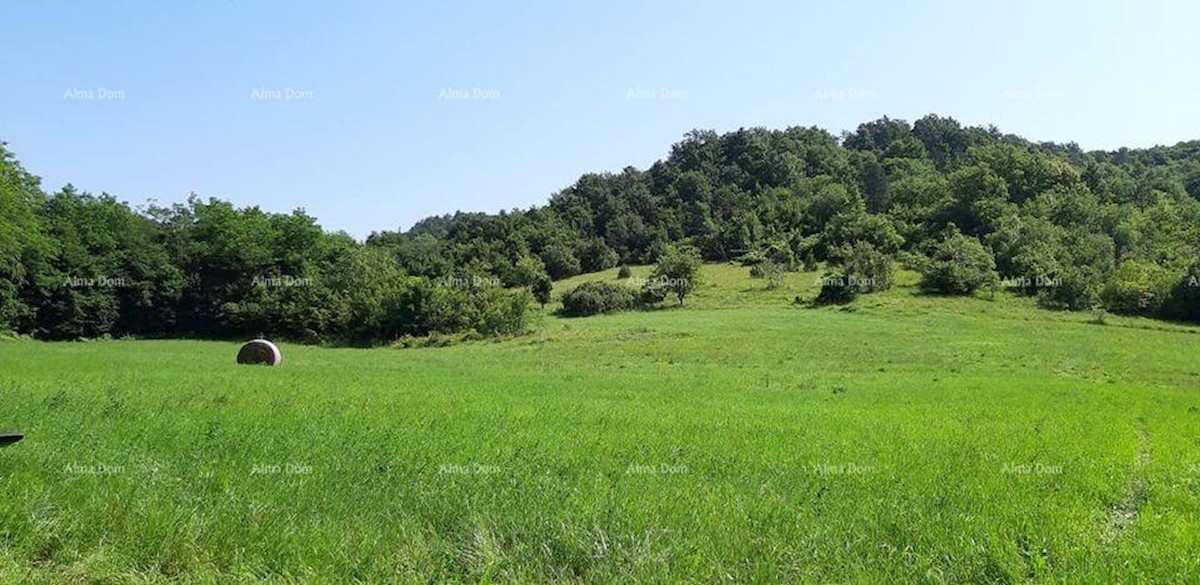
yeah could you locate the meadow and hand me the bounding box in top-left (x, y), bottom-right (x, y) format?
top-left (2, 264), bottom-right (1199, 583)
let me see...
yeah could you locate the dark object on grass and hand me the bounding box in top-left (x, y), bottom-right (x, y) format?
top-left (237, 339), bottom-right (282, 366)
top-left (0, 433), bottom-right (23, 448)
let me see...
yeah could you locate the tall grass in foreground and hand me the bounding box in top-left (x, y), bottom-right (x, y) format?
top-left (1, 265), bottom-right (1198, 582)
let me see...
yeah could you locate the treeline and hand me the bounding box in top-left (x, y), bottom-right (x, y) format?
top-left (2, 113), bottom-right (1199, 344)
top-left (0, 150), bottom-right (530, 344)
top-left (369, 114), bottom-right (1200, 322)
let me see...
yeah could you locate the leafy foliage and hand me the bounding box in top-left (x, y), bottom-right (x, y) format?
top-left (1162, 261), bottom-right (1200, 322)
top-left (1101, 259), bottom-right (1174, 316)
top-left (648, 245), bottom-right (703, 306)
top-left (816, 242), bottom-right (892, 304)
top-left (531, 274), bottom-right (552, 308)
top-left (920, 227), bottom-right (1000, 295)
top-left (3, 112), bottom-right (1200, 341)
top-left (559, 282), bottom-right (637, 317)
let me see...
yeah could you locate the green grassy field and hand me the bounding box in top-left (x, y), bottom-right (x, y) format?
top-left (2, 264), bottom-right (1199, 583)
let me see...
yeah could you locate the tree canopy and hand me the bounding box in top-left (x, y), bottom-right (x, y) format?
top-left (2, 113), bottom-right (1198, 343)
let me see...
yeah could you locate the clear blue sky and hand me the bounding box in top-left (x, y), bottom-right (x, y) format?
top-left (2, 0), bottom-right (1197, 238)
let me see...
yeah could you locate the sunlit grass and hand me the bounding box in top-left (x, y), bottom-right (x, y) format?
top-left (2, 264), bottom-right (1199, 582)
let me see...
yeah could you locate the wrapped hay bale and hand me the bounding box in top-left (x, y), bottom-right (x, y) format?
top-left (0, 432), bottom-right (23, 448)
top-left (237, 339), bottom-right (282, 366)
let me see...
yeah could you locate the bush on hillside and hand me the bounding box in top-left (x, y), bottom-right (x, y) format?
top-left (649, 245), bottom-right (703, 306)
top-left (559, 281), bottom-right (637, 317)
top-left (844, 242), bottom-right (893, 293)
top-left (919, 227), bottom-right (999, 295)
top-left (815, 271), bottom-right (856, 304)
top-left (762, 262), bottom-right (785, 289)
top-left (1036, 266), bottom-right (1101, 311)
top-left (638, 277), bottom-right (672, 305)
top-left (895, 250), bottom-right (929, 273)
top-left (506, 255), bottom-right (548, 288)
top-left (464, 287), bottom-right (533, 337)
top-left (531, 274), bottom-right (552, 308)
top-left (539, 243), bottom-right (581, 280)
top-left (739, 250), bottom-right (766, 266)
top-left (1102, 259), bottom-right (1173, 316)
top-left (816, 241), bottom-right (892, 304)
top-left (577, 238), bottom-right (619, 273)
top-left (1160, 261), bottom-right (1200, 323)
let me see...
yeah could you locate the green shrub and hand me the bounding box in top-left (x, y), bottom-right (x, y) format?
top-left (1102, 259), bottom-right (1173, 316)
top-left (815, 272), bottom-right (856, 304)
top-left (467, 287), bottom-right (532, 337)
top-left (649, 245), bottom-right (703, 306)
top-left (843, 242), bottom-right (892, 293)
top-left (738, 250), bottom-right (766, 266)
top-left (616, 265), bottom-right (632, 279)
top-left (749, 261), bottom-right (785, 287)
top-left (506, 255), bottom-right (547, 288)
top-left (560, 281), bottom-right (637, 317)
top-left (821, 212), bottom-right (904, 261)
top-left (762, 262), bottom-right (785, 289)
top-left (1036, 266), bottom-right (1101, 311)
top-left (765, 240), bottom-right (798, 268)
top-left (920, 228), bottom-right (999, 295)
top-left (638, 279), bottom-right (670, 305)
top-left (577, 238), bottom-right (619, 272)
top-left (1160, 261), bottom-right (1200, 323)
top-left (801, 253), bottom-right (819, 272)
top-left (895, 250), bottom-right (929, 273)
top-left (531, 274), bottom-right (552, 308)
top-left (539, 243), bottom-right (581, 280)
top-left (816, 242), bottom-right (892, 304)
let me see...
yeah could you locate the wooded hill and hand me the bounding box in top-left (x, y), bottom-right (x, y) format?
top-left (2, 114), bottom-right (1198, 343)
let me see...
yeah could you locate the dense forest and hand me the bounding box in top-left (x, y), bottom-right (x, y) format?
top-left (2, 114), bottom-right (1198, 344)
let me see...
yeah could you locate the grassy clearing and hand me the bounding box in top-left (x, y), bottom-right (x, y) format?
top-left (2, 264), bottom-right (1199, 582)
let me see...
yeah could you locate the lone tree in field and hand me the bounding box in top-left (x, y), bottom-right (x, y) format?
top-left (531, 273), bottom-right (552, 308)
top-left (650, 245), bottom-right (702, 306)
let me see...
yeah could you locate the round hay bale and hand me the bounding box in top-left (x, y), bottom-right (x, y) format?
top-left (237, 339), bottom-right (282, 366)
